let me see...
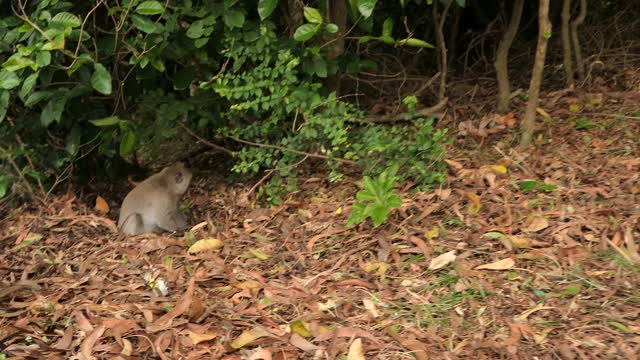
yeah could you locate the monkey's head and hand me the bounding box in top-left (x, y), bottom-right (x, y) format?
top-left (164, 162), bottom-right (192, 195)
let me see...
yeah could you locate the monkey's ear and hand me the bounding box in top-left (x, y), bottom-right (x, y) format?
top-left (174, 171), bottom-right (183, 184)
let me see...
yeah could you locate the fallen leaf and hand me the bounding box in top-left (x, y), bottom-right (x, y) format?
top-left (230, 328), bottom-right (270, 349)
top-left (466, 192), bottom-right (481, 214)
top-left (289, 333), bottom-right (321, 352)
top-left (362, 298), bottom-right (380, 318)
top-left (188, 238), bottom-right (224, 254)
top-left (80, 323), bottom-right (106, 360)
top-left (522, 216), bottom-right (549, 232)
top-left (347, 338), bottom-right (365, 360)
top-left (290, 320), bottom-right (312, 338)
top-left (188, 331), bottom-right (217, 345)
top-left (489, 164), bottom-right (508, 174)
top-left (428, 250), bottom-right (456, 271)
top-left (475, 257), bottom-right (515, 270)
top-left (95, 195), bottom-right (109, 214)
top-left (508, 235), bottom-right (532, 249)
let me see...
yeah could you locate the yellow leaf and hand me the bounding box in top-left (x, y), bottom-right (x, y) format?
top-left (347, 338), bottom-right (365, 360)
top-left (290, 320), bottom-right (312, 338)
top-left (489, 165), bottom-right (508, 174)
top-left (247, 249), bottom-right (271, 260)
top-left (425, 226), bottom-right (439, 240)
top-left (508, 235), bottom-right (532, 249)
top-left (536, 107), bottom-right (551, 120)
top-left (568, 103), bottom-right (582, 112)
top-left (230, 328), bottom-right (270, 349)
top-left (466, 192), bottom-right (481, 214)
top-left (475, 257), bottom-right (515, 270)
top-left (187, 238), bottom-right (224, 254)
top-left (188, 331), bottom-right (217, 345)
top-left (428, 250), bottom-right (456, 270)
top-left (95, 195), bottom-right (109, 215)
top-left (335, 207), bottom-right (343, 215)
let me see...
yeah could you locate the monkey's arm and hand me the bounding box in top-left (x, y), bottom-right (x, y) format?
top-left (155, 210), bottom-right (188, 233)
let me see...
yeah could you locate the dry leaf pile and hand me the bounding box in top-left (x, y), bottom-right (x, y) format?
top-left (1, 92), bottom-right (640, 359)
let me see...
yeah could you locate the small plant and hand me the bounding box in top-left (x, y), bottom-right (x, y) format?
top-left (574, 117), bottom-right (596, 130)
top-left (348, 164), bottom-right (403, 227)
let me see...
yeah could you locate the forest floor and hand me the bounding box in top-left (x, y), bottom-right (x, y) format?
top-left (1, 86), bottom-right (640, 359)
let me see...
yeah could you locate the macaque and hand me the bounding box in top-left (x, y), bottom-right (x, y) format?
top-left (117, 162), bottom-right (192, 236)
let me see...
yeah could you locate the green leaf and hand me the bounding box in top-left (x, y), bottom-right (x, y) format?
top-left (370, 205), bottom-right (389, 227)
top-left (293, 24), bottom-right (320, 41)
top-left (519, 180), bottom-right (538, 191)
top-left (24, 90), bottom-right (54, 107)
top-left (136, 1), bottom-right (165, 15)
top-left (36, 51), bottom-right (51, 67)
top-left (2, 55), bottom-right (35, 71)
top-left (482, 231), bottom-right (507, 240)
top-left (89, 116), bottom-right (121, 127)
top-left (50, 12), bottom-right (81, 28)
top-left (258, 0), bottom-right (278, 20)
top-left (325, 23), bottom-right (339, 33)
top-left (304, 7), bottom-right (323, 24)
top-left (456, 0), bottom-right (466, 6)
top-left (41, 33), bottom-right (65, 50)
top-left (355, 190), bottom-right (376, 201)
top-left (538, 184), bottom-right (557, 192)
top-left (223, 10), bottom-right (245, 28)
top-left (0, 175), bottom-right (8, 198)
top-left (19, 71), bottom-right (39, 99)
top-left (186, 20), bottom-right (205, 39)
top-left (91, 63), bottom-right (112, 95)
top-left (194, 37), bottom-right (209, 48)
top-left (313, 56), bottom-right (327, 78)
top-left (120, 130), bottom-right (136, 155)
top-left (357, 0), bottom-right (377, 18)
top-left (40, 95), bottom-right (67, 126)
top-left (358, 35), bottom-right (373, 44)
top-left (397, 38), bottom-right (435, 48)
top-left (130, 14), bottom-right (161, 33)
top-left (0, 90), bottom-right (9, 123)
top-left (15, 233), bottom-right (43, 250)
top-left (382, 17), bottom-right (393, 38)
top-left (0, 70), bottom-right (21, 90)
top-left (386, 194), bottom-right (402, 208)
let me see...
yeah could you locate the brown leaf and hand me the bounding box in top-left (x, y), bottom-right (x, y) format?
top-left (188, 331), bottom-right (217, 345)
top-left (475, 258), bottom-right (515, 270)
top-left (94, 195), bottom-right (109, 215)
top-left (289, 333), bottom-right (321, 352)
top-left (80, 323), bottom-right (106, 360)
top-left (347, 338), bottom-right (365, 360)
top-left (230, 327), bottom-right (270, 349)
top-left (428, 250), bottom-right (456, 271)
top-left (522, 216), bottom-right (549, 232)
top-left (148, 276), bottom-right (196, 332)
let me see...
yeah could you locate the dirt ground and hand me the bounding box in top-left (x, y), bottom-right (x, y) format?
top-left (1, 85), bottom-right (640, 359)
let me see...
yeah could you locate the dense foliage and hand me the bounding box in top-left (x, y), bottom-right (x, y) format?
top-left (0, 0), bottom-right (451, 203)
top-left (0, 0), bottom-right (635, 203)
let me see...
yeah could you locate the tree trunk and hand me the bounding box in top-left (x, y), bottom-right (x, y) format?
top-left (324, 0), bottom-right (348, 94)
top-left (433, 1), bottom-right (451, 101)
top-left (494, 0), bottom-right (524, 114)
top-left (561, 0), bottom-right (574, 87)
top-left (571, 0), bottom-right (587, 80)
top-left (520, 0), bottom-right (551, 148)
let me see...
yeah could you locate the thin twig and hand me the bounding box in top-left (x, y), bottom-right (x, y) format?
top-left (227, 135), bottom-right (358, 166)
top-left (177, 122), bottom-right (233, 154)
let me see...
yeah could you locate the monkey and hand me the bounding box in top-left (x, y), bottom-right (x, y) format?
top-left (117, 162), bottom-right (193, 236)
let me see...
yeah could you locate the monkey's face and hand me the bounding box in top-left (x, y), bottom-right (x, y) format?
top-left (167, 162), bottom-right (192, 195)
